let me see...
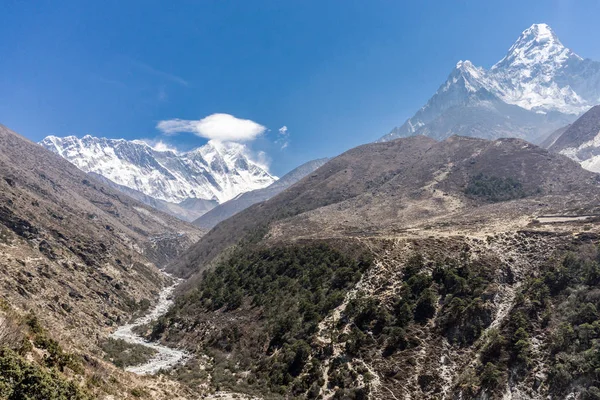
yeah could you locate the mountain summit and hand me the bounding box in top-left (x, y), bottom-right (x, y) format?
top-left (380, 23), bottom-right (600, 142)
top-left (40, 135), bottom-right (277, 205)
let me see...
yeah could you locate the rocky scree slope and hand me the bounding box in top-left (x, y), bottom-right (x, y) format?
top-left (193, 158), bottom-right (329, 229)
top-left (154, 135), bottom-right (600, 398)
top-left (380, 23), bottom-right (600, 143)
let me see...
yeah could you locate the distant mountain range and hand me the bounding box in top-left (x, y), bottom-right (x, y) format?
top-left (40, 135), bottom-right (277, 204)
top-left (380, 23), bottom-right (600, 143)
top-left (193, 158), bottom-right (329, 229)
top-left (40, 135), bottom-right (279, 221)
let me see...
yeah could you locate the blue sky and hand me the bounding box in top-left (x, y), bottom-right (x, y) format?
top-left (1, 0), bottom-right (599, 175)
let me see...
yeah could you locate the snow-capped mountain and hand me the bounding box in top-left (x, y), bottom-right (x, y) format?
top-left (40, 135), bottom-right (277, 204)
top-left (380, 23), bottom-right (600, 142)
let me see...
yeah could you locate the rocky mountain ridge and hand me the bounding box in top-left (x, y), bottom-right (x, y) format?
top-left (546, 105), bottom-right (600, 172)
top-left (0, 124), bottom-right (202, 398)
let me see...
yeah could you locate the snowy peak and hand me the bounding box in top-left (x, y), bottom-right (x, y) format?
top-left (40, 135), bottom-right (277, 204)
top-left (445, 60), bottom-right (488, 93)
top-left (488, 23), bottom-right (588, 114)
top-left (493, 23), bottom-right (577, 70)
top-left (380, 23), bottom-right (600, 143)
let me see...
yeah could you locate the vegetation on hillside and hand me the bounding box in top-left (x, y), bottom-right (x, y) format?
top-left (101, 338), bottom-right (157, 369)
top-left (155, 235), bottom-right (600, 399)
top-left (153, 242), bottom-right (372, 397)
top-left (0, 309), bottom-right (91, 399)
top-left (463, 246), bottom-right (600, 399)
top-left (465, 174), bottom-right (528, 202)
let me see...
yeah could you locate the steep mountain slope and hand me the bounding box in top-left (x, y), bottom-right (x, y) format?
top-left (539, 124), bottom-right (571, 149)
top-left (547, 105), bottom-right (600, 172)
top-left (0, 123), bottom-right (201, 359)
top-left (154, 135), bottom-right (600, 399)
top-left (40, 135), bottom-right (277, 205)
top-left (193, 158), bottom-right (329, 229)
top-left (89, 172), bottom-right (218, 222)
top-left (380, 24), bottom-right (600, 143)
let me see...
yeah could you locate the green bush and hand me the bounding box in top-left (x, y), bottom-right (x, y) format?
top-left (0, 348), bottom-right (90, 400)
top-left (414, 288), bottom-right (437, 323)
top-left (480, 362), bottom-right (503, 389)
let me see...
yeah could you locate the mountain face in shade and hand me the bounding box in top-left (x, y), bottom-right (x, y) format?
top-left (193, 158), bottom-right (329, 229)
top-left (40, 135), bottom-right (277, 205)
top-left (547, 105), bottom-right (600, 172)
top-left (88, 171), bottom-right (218, 222)
top-left (380, 24), bottom-right (600, 143)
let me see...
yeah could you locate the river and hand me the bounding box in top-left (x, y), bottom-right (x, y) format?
top-left (109, 275), bottom-right (188, 375)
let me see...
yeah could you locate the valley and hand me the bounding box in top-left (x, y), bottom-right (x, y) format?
top-left (2, 16), bottom-right (600, 400)
top-left (109, 274), bottom-right (188, 375)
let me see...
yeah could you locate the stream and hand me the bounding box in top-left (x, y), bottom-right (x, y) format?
top-left (109, 275), bottom-right (188, 375)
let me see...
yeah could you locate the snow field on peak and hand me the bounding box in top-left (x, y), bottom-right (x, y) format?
top-left (40, 135), bottom-right (277, 204)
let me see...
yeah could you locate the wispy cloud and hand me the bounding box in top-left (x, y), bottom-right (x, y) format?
top-left (157, 86), bottom-right (168, 102)
top-left (134, 138), bottom-right (181, 154)
top-left (157, 113), bottom-right (267, 142)
top-left (276, 125), bottom-right (290, 149)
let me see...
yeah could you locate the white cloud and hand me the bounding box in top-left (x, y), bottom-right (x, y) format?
top-left (135, 139), bottom-right (181, 154)
top-left (156, 113), bottom-right (266, 142)
top-left (276, 125), bottom-right (290, 149)
top-left (251, 150), bottom-right (271, 171)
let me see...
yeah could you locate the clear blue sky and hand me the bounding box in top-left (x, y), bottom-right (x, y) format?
top-left (1, 0), bottom-right (599, 175)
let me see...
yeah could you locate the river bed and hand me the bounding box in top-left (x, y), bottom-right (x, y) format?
top-left (109, 275), bottom-right (188, 375)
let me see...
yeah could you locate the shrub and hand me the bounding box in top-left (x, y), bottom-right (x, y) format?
top-left (101, 338), bottom-right (157, 368)
top-left (465, 174), bottom-right (527, 202)
top-left (414, 288), bottom-right (437, 323)
top-left (0, 348), bottom-right (89, 400)
top-left (480, 362), bottom-right (503, 389)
